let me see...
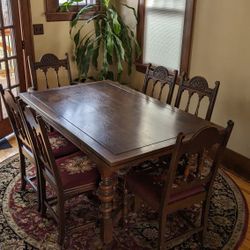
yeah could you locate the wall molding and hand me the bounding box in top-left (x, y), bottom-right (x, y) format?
top-left (222, 148), bottom-right (250, 182)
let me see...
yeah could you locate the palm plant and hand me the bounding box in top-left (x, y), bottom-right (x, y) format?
top-left (61, 0), bottom-right (140, 81)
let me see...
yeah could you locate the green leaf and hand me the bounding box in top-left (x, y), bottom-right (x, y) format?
top-left (121, 4), bottom-right (138, 22)
top-left (92, 47), bottom-right (99, 69)
top-left (76, 37), bottom-right (92, 78)
top-left (106, 71), bottom-right (114, 80)
top-left (87, 13), bottom-right (104, 24)
top-left (73, 30), bottom-right (81, 47)
top-left (107, 53), bottom-right (113, 65)
top-left (106, 34), bottom-right (114, 56)
top-left (114, 43), bottom-right (123, 81)
top-left (113, 35), bottom-right (125, 60)
top-left (82, 43), bottom-right (94, 78)
top-left (129, 29), bottom-right (141, 58)
top-left (71, 5), bottom-right (95, 27)
top-left (103, 41), bottom-right (109, 73)
top-left (102, 0), bottom-right (110, 8)
top-left (68, 1), bottom-right (141, 81)
top-left (92, 35), bottom-right (102, 69)
top-left (109, 9), bottom-right (121, 35)
top-left (94, 19), bottom-right (101, 37)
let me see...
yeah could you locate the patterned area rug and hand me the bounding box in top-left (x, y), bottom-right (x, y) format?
top-left (0, 155), bottom-right (248, 249)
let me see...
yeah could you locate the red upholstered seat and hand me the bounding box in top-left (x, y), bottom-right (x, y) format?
top-left (48, 131), bottom-right (79, 158)
top-left (55, 151), bottom-right (99, 190)
top-left (126, 173), bottom-right (205, 210)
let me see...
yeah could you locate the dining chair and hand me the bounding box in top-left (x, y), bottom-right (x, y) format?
top-left (124, 121), bottom-right (234, 250)
top-left (22, 105), bottom-right (100, 245)
top-left (142, 64), bottom-right (178, 105)
top-left (28, 53), bottom-right (73, 91)
top-left (0, 84), bottom-right (79, 194)
top-left (174, 74), bottom-right (220, 121)
top-left (0, 85), bottom-right (36, 192)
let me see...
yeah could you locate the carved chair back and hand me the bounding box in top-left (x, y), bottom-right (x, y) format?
top-left (161, 121), bottom-right (234, 212)
top-left (0, 84), bottom-right (29, 147)
top-left (174, 75), bottom-right (220, 121)
top-left (142, 64), bottom-right (178, 104)
top-left (22, 106), bottom-right (63, 193)
top-left (28, 53), bottom-right (73, 91)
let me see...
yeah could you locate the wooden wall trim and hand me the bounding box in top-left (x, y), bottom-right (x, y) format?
top-left (18, 0), bottom-right (35, 90)
top-left (222, 148), bottom-right (250, 182)
top-left (45, 0), bottom-right (100, 22)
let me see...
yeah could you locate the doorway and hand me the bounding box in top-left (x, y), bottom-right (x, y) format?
top-left (0, 0), bottom-right (33, 138)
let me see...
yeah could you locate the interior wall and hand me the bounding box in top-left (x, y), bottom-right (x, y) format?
top-left (189, 0), bottom-right (250, 158)
top-left (30, 0), bottom-right (250, 158)
top-left (30, 0), bottom-right (85, 87)
top-left (119, 0), bottom-right (250, 158)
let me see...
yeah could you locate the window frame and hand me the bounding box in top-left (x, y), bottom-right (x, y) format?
top-left (45, 0), bottom-right (100, 22)
top-left (136, 0), bottom-right (196, 74)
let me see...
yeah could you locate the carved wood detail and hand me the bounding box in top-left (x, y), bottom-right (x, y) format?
top-left (142, 64), bottom-right (178, 105)
top-left (28, 53), bottom-right (73, 90)
top-left (175, 75), bottom-right (220, 121)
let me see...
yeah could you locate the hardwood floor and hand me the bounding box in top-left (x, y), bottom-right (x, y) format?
top-left (0, 134), bottom-right (18, 162)
top-left (227, 171), bottom-right (250, 250)
top-left (0, 137), bottom-right (249, 249)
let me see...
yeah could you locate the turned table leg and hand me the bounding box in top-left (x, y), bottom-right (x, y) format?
top-left (98, 175), bottom-right (114, 244)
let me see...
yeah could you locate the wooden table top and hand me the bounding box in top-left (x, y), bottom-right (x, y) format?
top-left (20, 81), bottom-right (217, 167)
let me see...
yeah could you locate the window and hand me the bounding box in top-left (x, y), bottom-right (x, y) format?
top-left (136, 0), bottom-right (196, 74)
top-left (45, 0), bottom-right (99, 22)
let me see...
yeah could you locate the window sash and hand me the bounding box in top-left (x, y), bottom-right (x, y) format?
top-left (136, 0), bottom-right (196, 74)
top-left (45, 0), bottom-right (100, 22)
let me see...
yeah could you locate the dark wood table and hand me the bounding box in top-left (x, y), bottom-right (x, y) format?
top-left (20, 81), bottom-right (217, 244)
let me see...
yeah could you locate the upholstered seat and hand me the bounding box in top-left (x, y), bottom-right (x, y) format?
top-left (48, 131), bottom-right (79, 159)
top-left (55, 151), bottom-right (99, 190)
top-left (126, 173), bottom-right (205, 210)
top-left (21, 130), bottom-right (79, 159)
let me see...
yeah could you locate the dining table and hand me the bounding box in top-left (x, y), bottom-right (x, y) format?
top-left (19, 80), bottom-right (219, 245)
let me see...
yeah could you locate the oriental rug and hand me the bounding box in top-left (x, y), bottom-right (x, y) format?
top-left (0, 155), bottom-right (248, 249)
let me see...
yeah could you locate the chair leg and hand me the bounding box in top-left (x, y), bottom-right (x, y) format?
top-left (19, 151), bottom-right (26, 191)
top-left (35, 165), bottom-right (41, 212)
top-left (201, 198), bottom-right (211, 246)
top-left (158, 213), bottom-right (167, 250)
top-left (133, 195), bottom-right (141, 213)
top-left (57, 198), bottom-right (66, 245)
top-left (40, 174), bottom-right (47, 217)
top-left (123, 181), bottom-right (128, 225)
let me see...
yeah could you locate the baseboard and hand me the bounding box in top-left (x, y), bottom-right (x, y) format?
top-left (222, 148), bottom-right (250, 182)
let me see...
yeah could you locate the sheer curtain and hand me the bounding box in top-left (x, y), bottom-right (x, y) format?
top-left (143, 0), bottom-right (186, 70)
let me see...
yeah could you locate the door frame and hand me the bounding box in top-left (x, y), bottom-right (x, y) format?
top-left (17, 0), bottom-right (35, 91)
top-left (0, 0), bottom-right (34, 138)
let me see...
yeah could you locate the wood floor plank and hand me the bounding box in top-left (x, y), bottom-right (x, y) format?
top-left (0, 135), bottom-right (18, 162)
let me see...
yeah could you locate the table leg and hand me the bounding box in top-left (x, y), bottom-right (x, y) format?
top-left (98, 175), bottom-right (114, 245)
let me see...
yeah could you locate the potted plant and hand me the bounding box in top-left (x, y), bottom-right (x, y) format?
top-left (61, 0), bottom-right (140, 81)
